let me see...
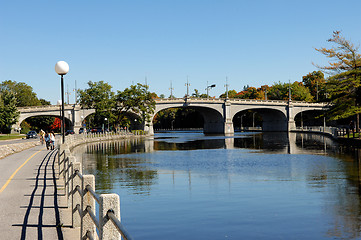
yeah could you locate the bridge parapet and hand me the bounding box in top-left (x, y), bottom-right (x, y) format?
top-left (156, 98), bottom-right (328, 107)
top-left (18, 104), bottom-right (75, 112)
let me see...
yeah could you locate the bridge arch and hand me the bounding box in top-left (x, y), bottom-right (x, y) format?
top-left (13, 105), bottom-right (95, 134)
top-left (152, 102), bottom-right (225, 134)
top-left (294, 109), bottom-right (325, 127)
top-left (232, 108), bottom-right (288, 131)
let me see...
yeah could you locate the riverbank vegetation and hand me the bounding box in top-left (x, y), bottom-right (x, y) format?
top-left (78, 82), bottom-right (156, 130)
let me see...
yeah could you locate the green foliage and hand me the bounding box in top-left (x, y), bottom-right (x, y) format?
top-left (78, 81), bottom-right (115, 110)
top-left (314, 31), bottom-right (361, 121)
top-left (219, 90), bottom-right (238, 98)
top-left (0, 89), bottom-right (19, 133)
top-left (78, 81), bottom-right (115, 128)
top-left (302, 71), bottom-right (326, 102)
top-left (268, 81), bottom-right (313, 102)
top-left (153, 108), bottom-right (203, 129)
top-left (0, 80), bottom-right (41, 107)
top-left (192, 89), bottom-right (208, 98)
top-left (325, 70), bottom-right (361, 120)
top-left (25, 116), bottom-right (55, 132)
top-left (39, 98), bottom-right (51, 105)
top-left (115, 83), bottom-right (156, 127)
top-left (20, 121), bottom-right (31, 134)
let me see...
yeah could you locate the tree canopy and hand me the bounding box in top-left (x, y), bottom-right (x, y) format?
top-left (302, 71), bottom-right (326, 102)
top-left (0, 89), bottom-right (19, 133)
top-left (267, 82), bottom-right (313, 102)
top-left (115, 83), bottom-right (156, 127)
top-left (0, 80), bottom-right (42, 107)
top-left (78, 82), bottom-right (156, 130)
top-left (78, 81), bottom-right (115, 129)
top-left (314, 31), bottom-right (361, 121)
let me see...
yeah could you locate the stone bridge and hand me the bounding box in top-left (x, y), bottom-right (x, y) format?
top-left (14, 98), bottom-right (328, 135)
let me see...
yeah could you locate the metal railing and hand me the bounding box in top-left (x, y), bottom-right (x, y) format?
top-left (58, 133), bottom-right (135, 240)
top-left (292, 126), bottom-right (354, 139)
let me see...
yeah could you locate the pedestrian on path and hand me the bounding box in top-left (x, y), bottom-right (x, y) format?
top-left (50, 131), bottom-right (56, 150)
top-left (44, 133), bottom-right (50, 150)
top-left (39, 129), bottom-right (45, 145)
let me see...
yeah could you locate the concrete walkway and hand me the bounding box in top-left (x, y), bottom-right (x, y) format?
top-left (0, 144), bottom-right (79, 239)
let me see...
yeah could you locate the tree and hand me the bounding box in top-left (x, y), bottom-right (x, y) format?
top-left (0, 89), bottom-right (19, 133)
top-left (25, 116), bottom-right (55, 132)
top-left (314, 31), bottom-right (361, 73)
top-left (191, 89), bottom-right (208, 98)
top-left (192, 89), bottom-right (201, 98)
top-left (236, 87), bottom-right (264, 100)
top-left (114, 83), bottom-right (156, 128)
top-left (267, 81), bottom-right (313, 102)
top-left (50, 118), bottom-right (61, 131)
top-left (302, 71), bottom-right (326, 102)
top-left (314, 31), bottom-right (361, 122)
top-left (0, 80), bottom-right (41, 107)
top-left (39, 98), bottom-right (51, 105)
top-left (78, 81), bottom-right (115, 128)
top-left (219, 90), bottom-right (238, 98)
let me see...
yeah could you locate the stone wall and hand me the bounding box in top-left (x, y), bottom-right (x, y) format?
top-left (0, 141), bottom-right (40, 159)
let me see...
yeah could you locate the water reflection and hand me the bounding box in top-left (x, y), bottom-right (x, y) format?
top-left (72, 132), bottom-right (361, 239)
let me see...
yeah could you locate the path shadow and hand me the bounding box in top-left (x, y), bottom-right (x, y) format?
top-left (13, 150), bottom-right (64, 240)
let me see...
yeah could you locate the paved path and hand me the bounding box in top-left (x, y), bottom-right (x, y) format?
top-left (0, 144), bottom-right (77, 239)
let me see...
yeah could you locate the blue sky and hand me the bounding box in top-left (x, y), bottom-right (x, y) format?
top-left (1, 0), bottom-right (361, 104)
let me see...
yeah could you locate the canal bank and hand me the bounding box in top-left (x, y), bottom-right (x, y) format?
top-left (58, 132), bottom-right (143, 240)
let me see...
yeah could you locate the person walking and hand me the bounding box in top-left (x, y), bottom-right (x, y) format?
top-left (39, 129), bottom-right (45, 145)
top-left (44, 133), bottom-right (50, 150)
top-left (49, 131), bottom-right (56, 150)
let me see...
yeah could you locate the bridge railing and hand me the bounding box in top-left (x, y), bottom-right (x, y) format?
top-left (155, 97), bottom-right (328, 105)
top-left (292, 126), bottom-right (352, 138)
top-left (58, 132), bottom-right (135, 240)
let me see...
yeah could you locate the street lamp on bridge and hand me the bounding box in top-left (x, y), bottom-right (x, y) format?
top-left (206, 82), bottom-right (216, 99)
top-left (55, 61), bottom-right (69, 144)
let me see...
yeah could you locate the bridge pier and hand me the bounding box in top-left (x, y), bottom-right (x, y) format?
top-left (223, 99), bottom-right (234, 135)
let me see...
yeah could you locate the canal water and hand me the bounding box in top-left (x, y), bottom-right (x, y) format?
top-left (73, 132), bottom-right (361, 240)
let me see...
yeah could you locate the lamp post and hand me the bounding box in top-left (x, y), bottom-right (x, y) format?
top-left (105, 118), bottom-right (109, 132)
top-left (185, 76), bottom-right (190, 98)
top-left (55, 61), bottom-right (69, 144)
top-left (241, 114), bottom-right (246, 130)
top-left (224, 77), bottom-right (229, 99)
top-left (81, 116), bottom-right (84, 133)
top-left (252, 112), bottom-right (256, 128)
top-left (67, 111), bottom-right (72, 132)
top-left (206, 82), bottom-right (216, 99)
top-left (57, 100), bottom-right (62, 136)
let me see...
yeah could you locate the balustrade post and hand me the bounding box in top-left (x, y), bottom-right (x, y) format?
top-left (73, 162), bottom-right (82, 228)
top-left (58, 145), bottom-right (69, 177)
top-left (63, 149), bottom-right (71, 179)
top-left (100, 194), bottom-right (121, 240)
top-left (58, 144), bottom-right (67, 166)
top-left (82, 175), bottom-right (96, 239)
top-left (68, 156), bottom-right (76, 208)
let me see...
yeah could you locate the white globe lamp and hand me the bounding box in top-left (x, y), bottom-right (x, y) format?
top-left (55, 61), bottom-right (69, 143)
